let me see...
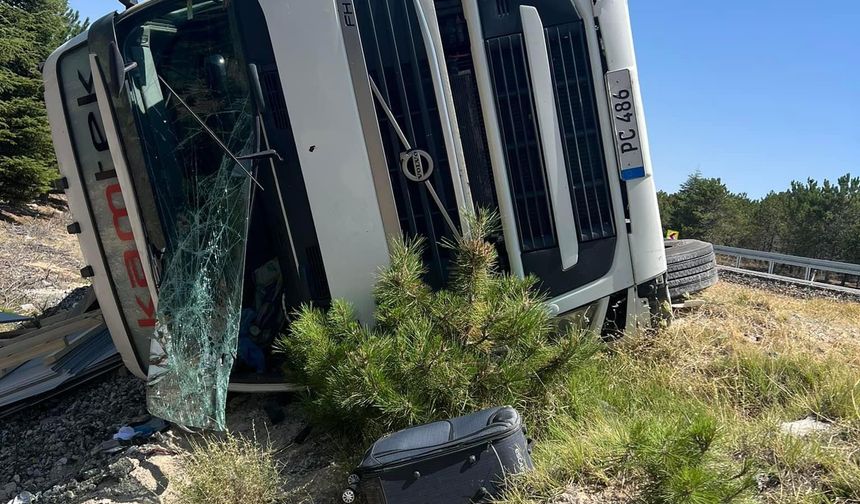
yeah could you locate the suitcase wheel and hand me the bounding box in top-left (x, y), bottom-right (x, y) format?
top-left (347, 473), bottom-right (361, 485)
top-left (342, 487), bottom-right (357, 503)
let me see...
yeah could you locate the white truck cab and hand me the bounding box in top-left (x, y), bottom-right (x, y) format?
top-left (43, 0), bottom-right (667, 393)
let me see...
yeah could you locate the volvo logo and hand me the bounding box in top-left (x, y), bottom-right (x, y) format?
top-left (399, 149), bottom-right (433, 183)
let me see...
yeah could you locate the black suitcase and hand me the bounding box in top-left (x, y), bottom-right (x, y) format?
top-left (342, 406), bottom-right (533, 504)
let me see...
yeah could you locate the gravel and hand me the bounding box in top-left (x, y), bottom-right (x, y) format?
top-left (718, 269), bottom-right (860, 303)
top-left (0, 371), bottom-right (147, 502)
top-left (1, 376), bottom-right (344, 503)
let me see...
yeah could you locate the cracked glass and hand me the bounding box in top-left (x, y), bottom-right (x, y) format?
top-left (121, 0), bottom-right (255, 429)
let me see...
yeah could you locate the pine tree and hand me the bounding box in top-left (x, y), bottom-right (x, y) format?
top-left (277, 212), bottom-right (598, 439)
top-left (0, 0), bottom-right (87, 203)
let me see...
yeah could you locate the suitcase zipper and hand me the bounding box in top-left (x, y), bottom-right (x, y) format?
top-left (359, 424), bottom-right (523, 476)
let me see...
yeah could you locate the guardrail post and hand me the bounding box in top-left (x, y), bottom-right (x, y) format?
top-left (735, 256), bottom-right (741, 268)
top-left (804, 267), bottom-right (811, 281)
top-left (768, 261), bottom-right (774, 274)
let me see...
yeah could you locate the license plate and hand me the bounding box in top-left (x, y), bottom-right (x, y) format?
top-left (606, 69), bottom-right (646, 181)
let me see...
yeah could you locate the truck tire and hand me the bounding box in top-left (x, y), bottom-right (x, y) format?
top-left (667, 256), bottom-right (716, 281)
top-left (664, 239), bottom-right (713, 263)
top-left (665, 239), bottom-right (718, 298)
top-left (668, 268), bottom-right (718, 298)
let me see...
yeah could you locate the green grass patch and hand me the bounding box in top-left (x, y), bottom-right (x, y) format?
top-left (500, 290), bottom-right (860, 503)
top-left (501, 355), bottom-right (754, 503)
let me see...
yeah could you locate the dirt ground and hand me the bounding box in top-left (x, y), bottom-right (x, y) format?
top-left (0, 197), bottom-right (88, 317)
top-left (72, 393), bottom-right (345, 504)
top-left (0, 203), bottom-right (345, 503)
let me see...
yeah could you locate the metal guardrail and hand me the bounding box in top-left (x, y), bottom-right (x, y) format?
top-left (713, 245), bottom-right (860, 286)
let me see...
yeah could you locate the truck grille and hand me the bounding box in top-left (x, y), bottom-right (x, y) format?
top-left (546, 22), bottom-right (614, 241)
top-left (486, 34), bottom-right (557, 252)
top-left (485, 20), bottom-right (614, 249)
top-left (354, 0), bottom-right (461, 287)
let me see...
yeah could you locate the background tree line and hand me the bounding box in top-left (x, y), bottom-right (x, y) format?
top-left (0, 0), bottom-right (87, 203)
top-left (659, 172), bottom-right (860, 263)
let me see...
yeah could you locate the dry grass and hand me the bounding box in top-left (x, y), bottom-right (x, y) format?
top-left (0, 197), bottom-right (87, 316)
top-left (502, 281), bottom-right (860, 504)
top-left (668, 282), bottom-right (860, 367)
top-left (174, 433), bottom-right (282, 504)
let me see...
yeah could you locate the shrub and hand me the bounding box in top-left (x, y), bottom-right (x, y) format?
top-left (175, 433), bottom-right (281, 504)
top-left (277, 212), bottom-right (597, 438)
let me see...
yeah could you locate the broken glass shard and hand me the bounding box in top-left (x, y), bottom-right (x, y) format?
top-left (146, 105), bottom-right (254, 430)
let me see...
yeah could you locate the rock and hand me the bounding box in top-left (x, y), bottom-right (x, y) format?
top-left (54, 457), bottom-right (68, 467)
top-left (780, 417), bottom-right (832, 437)
top-left (755, 472), bottom-right (779, 491)
top-left (107, 458), bottom-right (134, 479)
top-left (4, 482), bottom-right (17, 496)
top-left (81, 468), bottom-right (101, 480)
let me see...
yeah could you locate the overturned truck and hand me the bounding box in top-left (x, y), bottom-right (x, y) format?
top-left (43, 0), bottom-right (668, 425)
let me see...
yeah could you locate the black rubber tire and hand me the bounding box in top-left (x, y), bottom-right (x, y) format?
top-left (668, 269), bottom-right (719, 298)
top-left (665, 239), bottom-right (718, 298)
top-left (667, 251), bottom-right (716, 275)
top-left (665, 239), bottom-right (714, 264)
top-left (667, 256), bottom-right (716, 281)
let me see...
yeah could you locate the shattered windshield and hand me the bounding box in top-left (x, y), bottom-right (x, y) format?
top-left (119, 0), bottom-right (254, 429)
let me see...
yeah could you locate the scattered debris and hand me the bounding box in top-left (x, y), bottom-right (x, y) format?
top-left (6, 491), bottom-right (34, 504)
top-left (0, 302), bottom-right (121, 415)
top-left (671, 298), bottom-right (707, 310)
top-left (113, 426), bottom-right (136, 442)
top-left (111, 417), bottom-right (169, 443)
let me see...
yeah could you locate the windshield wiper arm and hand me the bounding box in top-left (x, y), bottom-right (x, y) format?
top-left (157, 74), bottom-right (264, 190)
top-left (237, 149), bottom-right (282, 162)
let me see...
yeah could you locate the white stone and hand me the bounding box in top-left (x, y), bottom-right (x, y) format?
top-left (780, 417), bottom-right (832, 437)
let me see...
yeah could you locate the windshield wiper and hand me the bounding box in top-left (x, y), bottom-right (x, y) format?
top-left (157, 75), bottom-right (265, 190)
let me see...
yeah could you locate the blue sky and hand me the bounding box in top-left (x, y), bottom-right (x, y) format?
top-left (70, 0), bottom-right (859, 199)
